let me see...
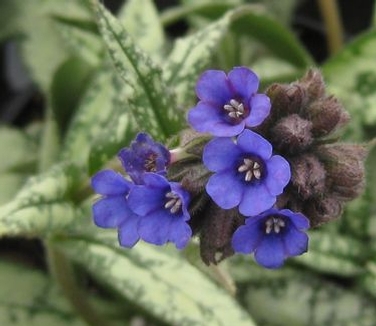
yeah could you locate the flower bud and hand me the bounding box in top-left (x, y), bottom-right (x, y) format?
top-left (304, 196), bottom-right (343, 227)
top-left (306, 96), bottom-right (350, 137)
top-left (271, 114), bottom-right (313, 154)
top-left (266, 83), bottom-right (307, 118)
top-left (317, 144), bottom-right (367, 200)
top-left (298, 69), bottom-right (326, 101)
top-left (289, 154), bottom-right (326, 200)
top-left (199, 204), bottom-right (244, 265)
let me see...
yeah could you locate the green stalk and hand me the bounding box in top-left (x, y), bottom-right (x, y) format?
top-left (317, 0), bottom-right (344, 55)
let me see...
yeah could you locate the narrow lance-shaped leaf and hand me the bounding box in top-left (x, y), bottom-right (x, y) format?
top-left (294, 231), bottom-right (365, 277)
top-left (0, 163), bottom-right (82, 238)
top-left (55, 234), bottom-right (257, 326)
top-left (241, 268), bottom-right (376, 325)
top-left (117, 0), bottom-right (165, 59)
top-left (163, 10), bottom-right (231, 108)
top-left (93, 0), bottom-right (184, 140)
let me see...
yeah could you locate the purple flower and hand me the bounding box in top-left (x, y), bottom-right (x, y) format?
top-left (232, 208), bottom-right (309, 268)
top-left (127, 173), bottom-right (192, 249)
top-left (187, 67), bottom-right (271, 137)
top-left (118, 132), bottom-right (170, 184)
top-left (91, 170), bottom-right (141, 247)
top-left (203, 129), bottom-right (291, 216)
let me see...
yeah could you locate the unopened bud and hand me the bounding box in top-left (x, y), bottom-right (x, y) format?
top-left (306, 96), bottom-right (350, 137)
top-left (199, 204), bottom-right (244, 265)
top-left (289, 154), bottom-right (326, 200)
top-left (304, 196), bottom-right (343, 227)
top-left (271, 114), bottom-right (313, 154)
top-left (317, 144), bottom-right (367, 200)
top-left (298, 69), bottom-right (326, 101)
top-left (266, 83), bottom-right (307, 118)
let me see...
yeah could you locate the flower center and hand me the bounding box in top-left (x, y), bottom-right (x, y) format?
top-left (164, 191), bottom-right (182, 214)
top-left (238, 158), bottom-right (262, 182)
top-left (265, 216), bottom-right (286, 234)
top-left (144, 153), bottom-right (158, 172)
top-left (223, 99), bottom-right (245, 119)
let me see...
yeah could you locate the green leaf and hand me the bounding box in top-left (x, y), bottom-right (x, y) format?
top-left (94, 1), bottom-right (184, 140)
top-left (15, 0), bottom-right (91, 92)
top-left (323, 30), bottom-right (376, 140)
top-left (163, 10), bottom-right (231, 107)
top-left (241, 269), bottom-right (376, 326)
top-left (117, 0), bottom-right (165, 59)
top-left (294, 230), bottom-right (365, 276)
top-left (87, 74), bottom-right (135, 174)
top-left (55, 234), bottom-right (256, 326)
top-left (0, 261), bottom-right (85, 326)
top-left (0, 163), bottom-right (82, 238)
top-left (61, 67), bottom-right (117, 165)
top-left (54, 16), bottom-right (103, 66)
top-left (229, 5), bottom-right (313, 68)
top-left (0, 174), bottom-right (27, 205)
top-left (50, 55), bottom-right (94, 134)
top-left (0, 126), bottom-right (37, 173)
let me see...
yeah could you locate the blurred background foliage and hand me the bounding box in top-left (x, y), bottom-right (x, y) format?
top-left (1, 0), bottom-right (376, 325)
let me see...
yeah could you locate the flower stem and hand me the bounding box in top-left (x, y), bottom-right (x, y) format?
top-left (317, 0), bottom-right (344, 55)
top-left (46, 243), bottom-right (111, 326)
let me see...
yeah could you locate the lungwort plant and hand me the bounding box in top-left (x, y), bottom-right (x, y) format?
top-left (1, 0), bottom-right (376, 325)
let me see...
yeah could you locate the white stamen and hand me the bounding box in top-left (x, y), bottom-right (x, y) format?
top-left (223, 99), bottom-right (245, 119)
top-left (265, 217), bottom-right (286, 234)
top-left (164, 191), bottom-right (182, 214)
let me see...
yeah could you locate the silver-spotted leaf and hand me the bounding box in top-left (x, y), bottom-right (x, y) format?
top-left (55, 234), bottom-right (256, 326)
top-left (94, 1), bottom-right (183, 140)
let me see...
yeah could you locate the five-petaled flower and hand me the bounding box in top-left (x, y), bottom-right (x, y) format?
top-left (188, 66), bottom-right (271, 137)
top-left (127, 173), bottom-right (192, 249)
top-left (203, 129), bottom-right (291, 216)
top-left (91, 170), bottom-right (141, 248)
top-left (118, 132), bottom-right (170, 184)
top-left (232, 208), bottom-right (309, 268)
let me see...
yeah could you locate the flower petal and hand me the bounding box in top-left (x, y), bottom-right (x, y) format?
top-left (231, 217), bottom-right (264, 253)
top-left (168, 218), bottom-right (192, 249)
top-left (196, 70), bottom-right (232, 104)
top-left (237, 129), bottom-right (272, 160)
top-left (244, 94), bottom-right (271, 127)
top-left (206, 171), bottom-right (243, 209)
top-left (254, 234), bottom-right (285, 269)
top-left (203, 137), bottom-right (241, 172)
top-left (239, 183), bottom-right (275, 216)
top-left (92, 196), bottom-right (129, 228)
top-left (91, 170), bottom-right (131, 195)
top-left (188, 102), bottom-right (246, 136)
top-left (264, 155), bottom-right (291, 195)
top-left (118, 213), bottom-right (141, 248)
top-left (283, 225), bottom-right (309, 256)
top-left (228, 67), bottom-right (259, 99)
top-left (128, 185), bottom-right (164, 216)
top-left (138, 210), bottom-right (171, 245)
top-left (279, 209), bottom-right (310, 230)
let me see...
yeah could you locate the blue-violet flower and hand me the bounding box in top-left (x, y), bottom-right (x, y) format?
top-left (188, 66), bottom-right (271, 137)
top-left (232, 208), bottom-right (309, 268)
top-left (118, 132), bottom-right (170, 184)
top-left (127, 173), bottom-right (192, 249)
top-left (203, 129), bottom-right (291, 216)
top-left (91, 170), bottom-right (141, 247)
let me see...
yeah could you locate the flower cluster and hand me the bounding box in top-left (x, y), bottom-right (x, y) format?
top-left (92, 133), bottom-right (192, 249)
top-left (92, 67), bottom-right (366, 269)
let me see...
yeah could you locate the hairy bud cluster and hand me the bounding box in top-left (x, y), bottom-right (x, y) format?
top-left (260, 69), bottom-right (365, 226)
